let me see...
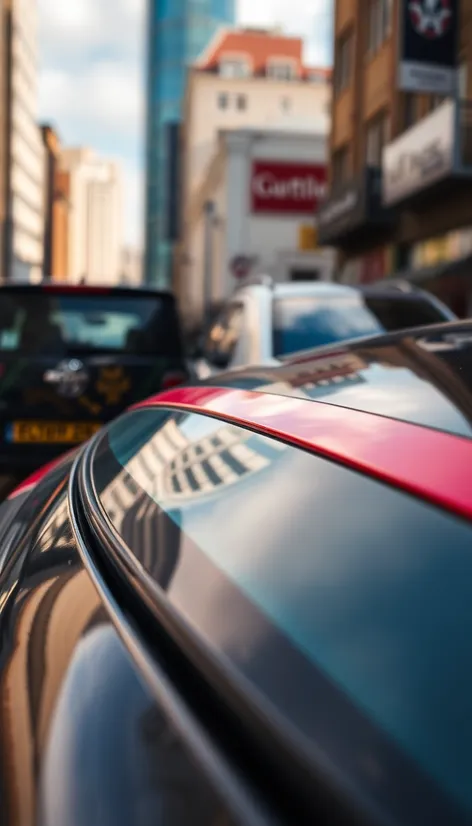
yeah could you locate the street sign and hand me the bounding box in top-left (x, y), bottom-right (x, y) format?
top-left (230, 255), bottom-right (253, 279)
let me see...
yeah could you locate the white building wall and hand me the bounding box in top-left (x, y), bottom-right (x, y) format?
top-left (183, 70), bottom-right (330, 219)
top-left (120, 246), bottom-right (143, 285)
top-left (60, 148), bottom-right (123, 285)
top-left (184, 128), bottom-right (334, 325)
top-left (9, 0), bottom-right (44, 281)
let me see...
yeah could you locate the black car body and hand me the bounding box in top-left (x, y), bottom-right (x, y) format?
top-left (0, 283), bottom-right (188, 487)
top-left (1, 321), bottom-right (472, 825)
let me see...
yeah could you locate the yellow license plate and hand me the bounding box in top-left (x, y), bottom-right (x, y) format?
top-left (10, 421), bottom-right (102, 444)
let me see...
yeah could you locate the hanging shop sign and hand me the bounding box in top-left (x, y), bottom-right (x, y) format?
top-left (398, 0), bottom-right (459, 95)
top-left (382, 100), bottom-right (455, 206)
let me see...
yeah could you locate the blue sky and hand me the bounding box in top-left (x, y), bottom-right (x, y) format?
top-left (38, 0), bottom-right (333, 248)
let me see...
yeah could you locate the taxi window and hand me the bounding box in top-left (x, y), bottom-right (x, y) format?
top-left (0, 291), bottom-right (182, 356)
top-left (91, 406), bottom-right (472, 825)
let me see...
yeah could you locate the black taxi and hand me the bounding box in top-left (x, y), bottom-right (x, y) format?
top-left (0, 282), bottom-right (188, 491)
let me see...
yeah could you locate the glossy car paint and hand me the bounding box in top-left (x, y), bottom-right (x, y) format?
top-left (0, 471), bottom-right (260, 826)
top-left (2, 321), bottom-right (472, 825)
top-left (88, 409), bottom-right (472, 825)
top-left (133, 383), bottom-right (472, 522)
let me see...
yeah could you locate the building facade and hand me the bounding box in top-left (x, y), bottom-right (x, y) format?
top-left (320, 0), bottom-right (472, 316)
top-left (3, 0), bottom-right (44, 282)
top-left (120, 246), bottom-right (143, 285)
top-left (179, 127), bottom-right (334, 329)
top-left (178, 27), bottom-right (333, 328)
top-left (60, 148), bottom-right (122, 285)
top-left (41, 125), bottom-right (70, 280)
top-left (144, 0), bottom-right (235, 288)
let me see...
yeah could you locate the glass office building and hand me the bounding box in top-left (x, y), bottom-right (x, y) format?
top-left (144, 0), bottom-right (235, 287)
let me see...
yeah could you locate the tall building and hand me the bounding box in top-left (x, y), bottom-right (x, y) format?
top-left (120, 246), bottom-right (143, 285)
top-left (3, 0), bottom-right (44, 282)
top-left (144, 0), bottom-right (235, 287)
top-left (60, 148), bottom-right (123, 285)
top-left (179, 28), bottom-right (333, 328)
top-left (319, 0), bottom-right (472, 316)
top-left (41, 125), bottom-right (71, 280)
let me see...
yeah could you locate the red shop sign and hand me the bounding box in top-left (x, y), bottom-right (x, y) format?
top-left (251, 160), bottom-right (327, 215)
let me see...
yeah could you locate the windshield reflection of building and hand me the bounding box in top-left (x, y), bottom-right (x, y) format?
top-left (355, 334), bottom-right (472, 427)
top-left (236, 351), bottom-right (368, 402)
top-left (100, 417), bottom-right (288, 586)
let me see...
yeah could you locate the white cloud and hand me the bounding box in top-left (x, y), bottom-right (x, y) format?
top-left (39, 61), bottom-right (143, 145)
top-left (38, 0), bottom-right (145, 246)
top-left (38, 0), bottom-right (145, 64)
top-left (237, 0), bottom-right (333, 65)
top-left (38, 0), bottom-right (332, 247)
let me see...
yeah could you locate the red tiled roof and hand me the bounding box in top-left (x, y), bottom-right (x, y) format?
top-left (198, 28), bottom-right (304, 74)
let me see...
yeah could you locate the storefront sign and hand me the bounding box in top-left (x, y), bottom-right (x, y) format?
top-left (318, 168), bottom-right (392, 247)
top-left (382, 100), bottom-right (455, 206)
top-left (251, 161), bottom-right (326, 215)
top-left (318, 189), bottom-right (359, 229)
top-left (398, 0), bottom-right (459, 94)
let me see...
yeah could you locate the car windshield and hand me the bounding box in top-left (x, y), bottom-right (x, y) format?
top-left (363, 295), bottom-right (450, 331)
top-left (272, 294), bottom-right (448, 357)
top-left (0, 291), bottom-right (182, 356)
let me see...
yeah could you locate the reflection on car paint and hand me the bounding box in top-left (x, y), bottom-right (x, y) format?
top-left (0, 485), bottom-right (241, 826)
top-left (96, 410), bottom-right (472, 821)
top-left (103, 418), bottom-right (287, 511)
top-left (211, 329), bottom-right (472, 440)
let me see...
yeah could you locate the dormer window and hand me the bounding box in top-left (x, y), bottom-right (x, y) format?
top-left (266, 58), bottom-right (296, 80)
top-left (219, 57), bottom-right (250, 78)
top-left (309, 69), bottom-right (327, 85)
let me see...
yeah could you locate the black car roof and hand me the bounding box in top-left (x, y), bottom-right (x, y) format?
top-left (0, 282), bottom-right (175, 300)
top-left (209, 320), bottom-right (472, 441)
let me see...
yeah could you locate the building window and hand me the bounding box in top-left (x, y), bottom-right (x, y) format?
top-left (309, 69), bottom-right (327, 85)
top-left (236, 94), bottom-right (247, 110)
top-left (365, 111), bottom-right (390, 166)
top-left (404, 93), bottom-right (419, 128)
top-left (217, 92), bottom-right (228, 109)
top-left (332, 146), bottom-right (349, 188)
top-left (219, 58), bottom-right (250, 78)
top-left (335, 31), bottom-right (353, 94)
top-left (267, 61), bottom-right (295, 80)
top-left (367, 0), bottom-right (392, 54)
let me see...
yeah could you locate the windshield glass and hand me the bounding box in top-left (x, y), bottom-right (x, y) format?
top-left (272, 296), bottom-right (383, 356)
top-left (272, 295), bottom-right (448, 357)
top-left (0, 291), bottom-right (181, 356)
top-left (364, 296), bottom-right (449, 330)
top-left (92, 408), bottom-right (472, 823)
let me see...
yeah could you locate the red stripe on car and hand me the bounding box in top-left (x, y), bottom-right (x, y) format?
top-left (133, 385), bottom-right (472, 522)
